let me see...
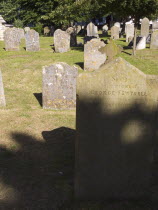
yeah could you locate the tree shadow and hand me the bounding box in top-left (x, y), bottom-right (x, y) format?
top-left (33, 93), bottom-right (42, 107)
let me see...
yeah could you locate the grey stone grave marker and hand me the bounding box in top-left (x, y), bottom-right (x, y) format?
top-left (42, 62), bottom-right (78, 110)
top-left (0, 71), bottom-right (6, 107)
top-left (54, 29), bottom-right (70, 53)
top-left (24, 27), bottom-right (30, 33)
top-left (136, 36), bottom-right (146, 50)
top-left (18, 28), bottom-right (25, 40)
top-left (141, 17), bottom-right (150, 37)
top-left (75, 57), bottom-right (158, 200)
top-left (102, 25), bottom-right (108, 35)
top-left (152, 21), bottom-right (158, 31)
top-left (87, 22), bottom-right (98, 38)
top-left (84, 39), bottom-right (106, 71)
top-left (111, 26), bottom-right (119, 40)
top-left (25, 29), bottom-right (40, 51)
top-left (150, 30), bottom-right (158, 49)
top-left (4, 27), bottom-right (20, 51)
top-left (126, 23), bottom-right (134, 42)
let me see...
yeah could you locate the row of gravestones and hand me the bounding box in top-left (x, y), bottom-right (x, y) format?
top-left (4, 27), bottom-right (40, 51)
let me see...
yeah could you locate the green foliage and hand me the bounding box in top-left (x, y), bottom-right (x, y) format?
top-left (14, 19), bottom-right (24, 28)
top-left (32, 23), bottom-right (43, 35)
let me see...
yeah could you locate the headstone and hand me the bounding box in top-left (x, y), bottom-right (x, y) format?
top-left (0, 15), bottom-right (6, 41)
top-left (128, 36), bottom-right (143, 47)
top-left (24, 27), bottom-right (30, 33)
top-left (102, 25), bottom-right (108, 35)
top-left (50, 26), bottom-right (55, 36)
top-left (84, 39), bottom-right (106, 71)
top-left (74, 25), bottom-right (81, 34)
top-left (54, 29), bottom-right (70, 53)
top-left (152, 21), bottom-right (158, 31)
top-left (114, 22), bottom-right (122, 32)
top-left (141, 17), bottom-right (150, 37)
top-left (0, 71), bottom-right (6, 107)
top-left (126, 23), bottom-right (134, 42)
top-left (66, 27), bottom-right (77, 46)
top-left (75, 57), bottom-right (158, 200)
top-left (18, 28), bottom-right (25, 40)
top-left (25, 29), bottom-right (40, 51)
top-left (42, 62), bottom-right (78, 109)
top-left (111, 26), bottom-right (119, 40)
top-left (87, 22), bottom-right (98, 38)
top-left (44, 26), bottom-right (50, 36)
top-left (4, 28), bottom-right (20, 51)
top-left (136, 36), bottom-right (146, 50)
top-left (150, 30), bottom-right (158, 49)
top-left (100, 39), bottom-right (122, 62)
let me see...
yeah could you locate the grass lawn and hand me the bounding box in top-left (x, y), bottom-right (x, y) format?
top-left (0, 35), bottom-right (157, 209)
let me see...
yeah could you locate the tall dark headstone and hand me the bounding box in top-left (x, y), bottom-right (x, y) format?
top-left (75, 57), bottom-right (157, 200)
top-left (42, 62), bottom-right (78, 110)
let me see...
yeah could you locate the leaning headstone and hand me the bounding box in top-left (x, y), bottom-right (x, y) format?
top-left (24, 27), bottom-right (30, 33)
top-left (84, 39), bottom-right (106, 71)
top-left (42, 62), bottom-right (78, 110)
top-left (66, 27), bottom-right (77, 46)
top-left (152, 21), bottom-right (158, 31)
top-left (54, 29), bottom-right (70, 53)
top-left (111, 26), bottom-right (119, 40)
top-left (141, 17), bottom-right (150, 37)
top-left (75, 57), bottom-right (158, 200)
top-left (136, 36), bottom-right (146, 50)
top-left (150, 30), bottom-right (158, 49)
top-left (25, 29), bottom-right (40, 51)
top-left (4, 28), bottom-right (20, 51)
top-left (87, 22), bottom-right (98, 38)
top-left (102, 25), bottom-right (108, 35)
top-left (0, 71), bottom-right (6, 107)
top-left (126, 23), bottom-right (134, 42)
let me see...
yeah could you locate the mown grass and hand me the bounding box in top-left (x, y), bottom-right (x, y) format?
top-left (0, 35), bottom-right (157, 209)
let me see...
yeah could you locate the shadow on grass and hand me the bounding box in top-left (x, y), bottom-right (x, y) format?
top-left (34, 93), bottom-right (42, 107)
top-left (75, 62), bottom-right (84, 69)
top-left (0, 127), bottom-right (75, 209)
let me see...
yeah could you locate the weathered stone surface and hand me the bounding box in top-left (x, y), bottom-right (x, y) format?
top-left (150, 30), bottom-right (158, 49)
top-left (75, 57), bottom-right (158, 200)
top-left (18, 28), bottom-right (25, 40)
top-left (25, 29), bottom-right (40, 51)
top-left (136, 36), bottom-right (146, 50)
top-left (111, 26), bottom-right (119, 40)
top-left (66, 27), bottom-right (77, 46)
top-left (141, 17), bottom-right (150, 37)
top-left (152, 21), bottom-right (158, 31)
top-left (42, 62), bottom-right (78, 110)
top-left (84, 39), bottom-right (106, 71)
top-left (4, 27), bottom-right (20, 51)
top-left (54, 29), bottom-right (70, 53)
top-left (126, 23), bottom-right (134, 42)
top-left (0, 71), bottom-right (6, 107)
top-left (24, 27), bottom-right (30, 33)
top-left (100, 39), bottom-right (122, 61)
top-left (44, 26), bottom-right (50, 36)
top-left (87, 22), bottom-right (98, 38)
top-left (114, 22), bottom-right (122, 32)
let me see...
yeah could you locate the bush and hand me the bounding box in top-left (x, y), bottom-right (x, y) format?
top-left (32, 23), bottom-right (43, 35)
top-left (14, 19), bottom-right (24, 28)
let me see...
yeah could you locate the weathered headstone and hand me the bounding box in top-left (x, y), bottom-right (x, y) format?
top-left (4, 28), bottom-right (20, 51)
top-left (126, 23), bottom-right (134, 42)
top-left (102, 25), bottom-right (108, 35)
top-left (84, 39), bottom-right (106, 71)
top-left (114, 22), bottom-right (122, 32)
top-left (111, 26), bottom-right (119, 40)
top-left (44, 26), bottom-right (50, 36)
top-left (152, 21), bottom-right (158, 31)
top-left (18, 28), bottom-right (25, 40)
top-left (100, 39), bottom-right (122, 62)
top-left (150, 30), bottom-right (158, 49)
top-left (66, 27), bottom-right (77, 46)
top-left (24, 27), bottom-right (30, 33)
top-left (42, 62), bottom-right (78, 109)
top-left (25, 29), bottom-right (40, 51)
top-left (0, 71), bottom-right (6, 107)
top-left (54, 29), bottom-right (70, 53)
top-left (75, 57), bottom-right (158, 200)
top-left (136, 36), bottom-right (146, 50)
top-left (87, 22), bottom-right (98, 38)
top-left (141, 17), bottom-right (150, 37)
